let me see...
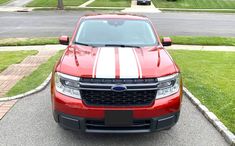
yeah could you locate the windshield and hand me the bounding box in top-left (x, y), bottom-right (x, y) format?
top-left (75, 19), bottom-right (158, 47)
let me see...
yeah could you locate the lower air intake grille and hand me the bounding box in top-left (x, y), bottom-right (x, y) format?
top-left (86, 119), bottom-right (151, 130)
top-left (81, 90), bottom-right (156, 106)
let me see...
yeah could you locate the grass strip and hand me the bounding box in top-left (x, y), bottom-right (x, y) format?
top-left (0, 0), bottom-right (10, 5)
top-left (27, 0), bottom-right (87, 7)
top-left (0, 37), bottom-right (58, 46)
top-left (168, 36), bottom-right (235, 46)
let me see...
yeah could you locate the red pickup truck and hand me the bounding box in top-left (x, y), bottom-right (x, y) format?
top-left (51, 14), bottom-right (182, 133)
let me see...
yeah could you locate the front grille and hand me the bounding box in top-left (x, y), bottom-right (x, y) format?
top-left (81, 90), bottom-right (156, 106)
top-left (80, 78), bottom-right (158, 84)
top-left (86, 119), bottom-right (151, 130)
top-left (79, 78), bottom-right (158, 107)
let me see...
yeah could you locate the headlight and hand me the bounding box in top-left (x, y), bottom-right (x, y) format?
top-left (55, 72), bottom-right (81, 99)
top-left (156, 73), bottom-right (180, 99)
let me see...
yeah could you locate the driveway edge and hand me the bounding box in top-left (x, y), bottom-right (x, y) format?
top-left (183, 87), bottom-right (235, 146)
top-left (0, 73), bottom-right (51, 102)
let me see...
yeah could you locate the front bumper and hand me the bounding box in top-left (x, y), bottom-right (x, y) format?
top-left (51, 81), bottom-right (182, 133)
top-left (52, 90), bottom-right (181, 119)
top-left (54, 110), bottom-right (180, 133)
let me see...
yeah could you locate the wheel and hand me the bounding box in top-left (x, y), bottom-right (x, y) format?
top-left (148, 1), bottom-right (151, 5)
top-left (137, 2), bottom-right (140, 5)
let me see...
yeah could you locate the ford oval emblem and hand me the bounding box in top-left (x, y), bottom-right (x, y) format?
top-left (111, 85), bottom-right (127, 92)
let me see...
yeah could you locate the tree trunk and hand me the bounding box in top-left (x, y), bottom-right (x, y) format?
top-left (57, 0), bottom-right (64, 10)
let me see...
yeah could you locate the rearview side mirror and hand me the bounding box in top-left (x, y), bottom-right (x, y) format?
top-left (162, 37), bottom-right (172, 46)
top-left (59, 36), bottom-right (69, 45)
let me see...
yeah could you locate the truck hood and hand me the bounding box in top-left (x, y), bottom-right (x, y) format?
top-left (58, 45), bottom-right (177, 78)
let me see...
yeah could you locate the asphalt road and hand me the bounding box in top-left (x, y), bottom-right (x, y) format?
top-left (0, 85), bottom-right (228, 146)
top-left (0, 11), bottom-right (235, 38)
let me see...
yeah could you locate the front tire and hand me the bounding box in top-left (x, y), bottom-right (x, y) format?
top-left (53, 111), bottom-right (59, 123)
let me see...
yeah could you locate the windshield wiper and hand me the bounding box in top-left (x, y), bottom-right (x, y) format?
top-left (75, 42), bottom-right (97, 47)
top-left (104, 44), bottom-right (141, 48)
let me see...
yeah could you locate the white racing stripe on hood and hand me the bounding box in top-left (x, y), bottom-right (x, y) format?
top-left (119, 48), bottom-right (139, 78)
top-left (95, 47), bottom-right (116, 78)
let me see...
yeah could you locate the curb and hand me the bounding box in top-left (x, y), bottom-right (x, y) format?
top-left (31, 6), bottom-right (126, 11)
top-left (183, 87), bottom-right (235, 146)
top-left (0, 73), bottom-right (51, 102)
top-left (159, 8), bottom-right (235, 11)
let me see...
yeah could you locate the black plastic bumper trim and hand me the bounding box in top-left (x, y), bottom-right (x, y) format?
top-left (53, 111), bottom-right (180, 133)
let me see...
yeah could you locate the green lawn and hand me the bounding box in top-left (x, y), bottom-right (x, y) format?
top-left (0, 37), bottom-right (58, 46)
top-left (27, 0), bottom-right (87, 7)
top-left (170, 36), bottom-right (235, 46)
top-left (169, 50), bottom-right (235, 134)
top-left (0, 0), bottom-right (10, 5)
top-left (88, 0), bottom-right (131, 7)
top-left (152, 0), bottom-right (235, 9)
top-left (0, 51), bottom-right (38, 73)
top-left (7, 51), bottom-right (63, 96)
